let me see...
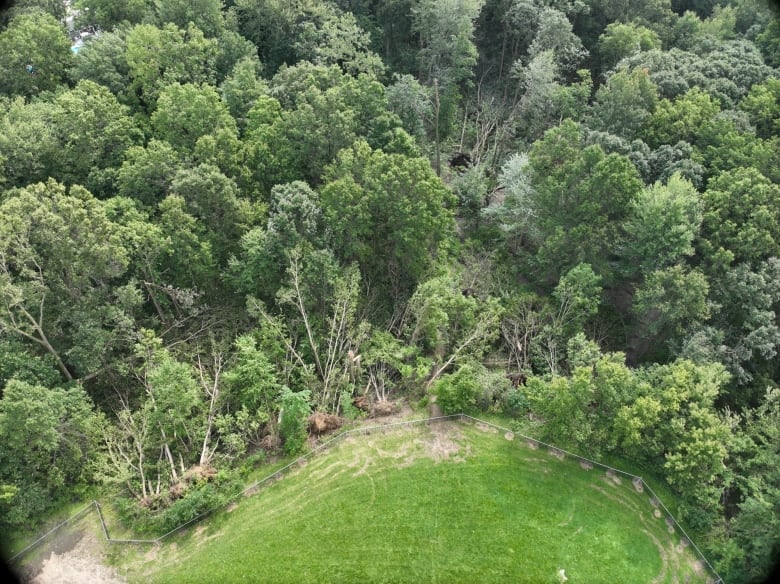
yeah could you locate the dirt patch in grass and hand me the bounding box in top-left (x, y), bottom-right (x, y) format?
top-left (475, 422), bottom-right (498, 434)
top-left (29, 529), bottom-right (126, 584)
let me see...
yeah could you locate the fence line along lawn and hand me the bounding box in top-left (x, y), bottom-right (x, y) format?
top-left (117, 420), bottom-right (711, 584)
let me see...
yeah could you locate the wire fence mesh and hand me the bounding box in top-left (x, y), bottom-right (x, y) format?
top-left (8, 413), bottom-right (723, 583)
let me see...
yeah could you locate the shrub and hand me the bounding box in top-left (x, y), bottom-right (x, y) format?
top-left (434, 363), bottom-right (481, 414)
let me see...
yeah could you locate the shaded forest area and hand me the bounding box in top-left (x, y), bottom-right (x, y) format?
top-left (1, 1), bottom-right (779, 581)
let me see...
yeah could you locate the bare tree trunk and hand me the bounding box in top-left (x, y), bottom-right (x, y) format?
top-left (198, 353), bottom-right (224, 466)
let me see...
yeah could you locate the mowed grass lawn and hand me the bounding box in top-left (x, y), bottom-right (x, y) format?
top-left (117, 420), bottom-right (711, 584)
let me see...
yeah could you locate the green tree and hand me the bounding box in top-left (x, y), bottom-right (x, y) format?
top-left (739, 77), bottom-right (780, 139)
top-left (219, 56), bottom-right (268, 132)
top-left (524, 349), bottom-right (634, 453)
top-left (278, 388), bottom-right (310, 454)
top-left (154, 0), bottom-right (225, 38)
top-left (598, 21), bottom-right (662, 72)
top-left (0, 380), bottom-right (102, 527)
top-left (715, 388), bottom-right (780, 583)
top-left (0, 180), bottom-right (137, 381)
top-left (69, 29), bottom-right (133, 99)
top-left (151, 82), bottom-right (238, 152)
top-left (633, 265), bottom-right (710, 345)
top-left (0, 97), bottom-right (58, 188)
top-left (228, 181), bottom-right (324, 302)
top-left (223, 334), bottom-right (285, 434)
top-left (434, 362), bottom-right (482, 414)
top-left (125, 22), bottom-right (218, 108)
top-left (320, 141), bottom-right (457, 307)
top-left (49, 80), bottom-right (142, 193)
top-left (528, 120), bottom-right (644, 280)
top-left (616, 360), bottom-right (731, 510)
top-left (699, 167), bottom-right (780, 266)
top-left (703, 260), bottom-right (780, 393)
top-left (526, 7), bottom-right (588, 77)
top-left (0, 336), bottom-right (61, 390)
top-left (643, 86), bottom-right (720, 147)
top-left (75, 0), bottom-right (154, 30)
top-left (408, 269), bottom-right (501, 388)
top-left (587, 68), bottom-right (659, 139)
top-left (117, 139), bottom-right (183, 208)
top-left (169, 163), bottom-right (258, 265)
top-left (622, 173), bottom-right (702, 275)
top-left (0, 10), bottom-right (73, 97)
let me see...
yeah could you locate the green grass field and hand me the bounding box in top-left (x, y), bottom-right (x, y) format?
top-left (114, 419), bottom-right (712, 584)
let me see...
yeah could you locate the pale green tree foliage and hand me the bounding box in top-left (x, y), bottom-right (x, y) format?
top-left (248, 248), bottom-right (368, 412)
top-left (738, 77), bottom-right (780, 139)
top-left (125, 23), bottom-right (218, 108)
top-left (155, 0), bottom-right (225, 38)
top-left (524, 349), bottom-right (634, 452)
top-left (293, 9), bottom-right (385, 76)
top-left (643, 86), bottom-right (720, 147)
top-left (0, 380), bottom-right (102, 527)
top-left (0, 180), bottom-right (138, 381)
top-left (103, 331), bottom-right (203, 500)
top-left (0, 97), bottom-right (59, 188)
top-left (412, 0), bottom-right (483, 86)
top-left (598, 21), bottom-right (661, 72)
top-left (117, 139), bottom-right (183, 208)
top-left (151, 82), bottom-right (238, 152)
top-left (700, 167), bottom-right (780, 266)
top-left (223, 334), bottom-right (286, 440)
top-left (622, 172), bottom-right (702, 274)
top-left (219, 56), bottom-right (268, 132)
top-left (0, 10), bottom-right (73, 97)
top-left (526, 7), bottom-right (588, 77)
top-left (433, 362), bottom-right (483, 414)
top-left (407, 269), bottom-right (501, 389)
top-left (588, 68), bottom-right (658, 139)
top-left (616, 360), bottom-right (731, 511)
top-left (75, 0), bottom-right (154, 30)
top-left (481, 153), bottom-right (539, 254)
top-left (538, 263), bottom-right (602, 374)
top-left (49, 80), bottom-right (142, 193)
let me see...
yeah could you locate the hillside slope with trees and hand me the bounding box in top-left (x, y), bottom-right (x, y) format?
top-left (1, 1), bottom-right (779, 581)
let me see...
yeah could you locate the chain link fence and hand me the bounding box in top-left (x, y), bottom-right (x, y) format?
top-left (8, 413), bottom-right (723, 583)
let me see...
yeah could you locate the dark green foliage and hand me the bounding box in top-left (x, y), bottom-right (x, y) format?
top-left (434, 363), bottom-right (481, 414)
top-left (279, 388), bottom-right (310, 455)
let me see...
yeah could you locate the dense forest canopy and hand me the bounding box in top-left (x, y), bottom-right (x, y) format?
top-left (1, 0), bottom-right (779, 581)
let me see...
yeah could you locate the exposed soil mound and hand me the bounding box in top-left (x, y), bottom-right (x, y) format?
top-left (308, 412), bottom-right (344, 435)
top-left (370, 400), bottom-right (396, 418)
